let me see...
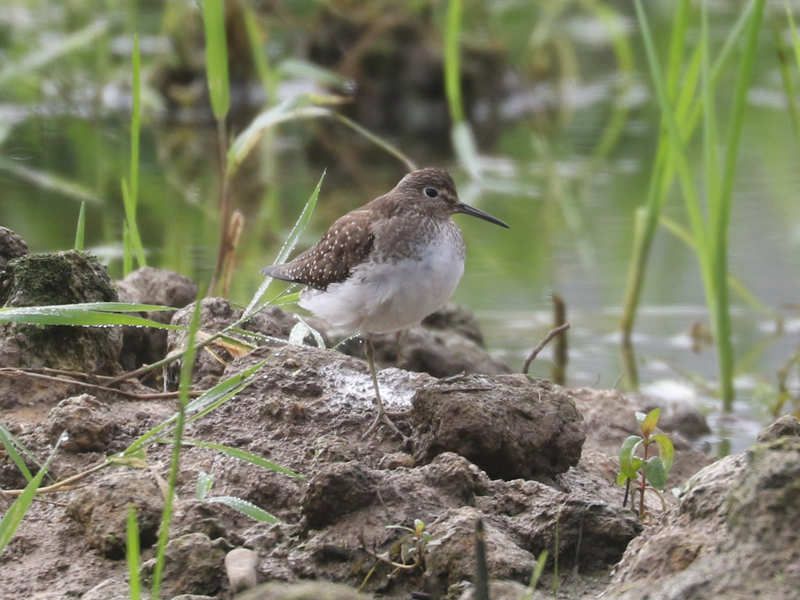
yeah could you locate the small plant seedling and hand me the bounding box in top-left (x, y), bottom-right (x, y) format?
top-left (616, 408), bottom-right (675, 521)
top-left (359, 519), bottom-right (434, 591)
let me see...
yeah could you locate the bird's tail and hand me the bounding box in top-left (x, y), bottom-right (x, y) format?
top-left (260, 264), bottom-right (295, 283)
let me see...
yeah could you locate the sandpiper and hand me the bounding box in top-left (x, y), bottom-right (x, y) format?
top-left (262, 168), bottom-right (509, 440)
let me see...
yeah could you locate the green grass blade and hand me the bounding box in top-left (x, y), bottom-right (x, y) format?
top-left (786, 1), bottom-right (800, 69)
top-left (635, 0), bottom-right (711, 292)
top-left (126, 506), bottom-right (141, 600)
top-left (243, 5), bottom-right (278, 103)
top-left (205, 496), bottom-right (279, 523)
top-left (123, 220), bottom-right (132, 276)
top-left (150, 294), bottom-right (203, 600)
top-left (244, 171), bottom-right (325, 317)
top-left (130, 34), bottom-right (141, 239)
top-left (712, 0), bottom-right (765, 408)
top-left (73, 202), bottom-right (86, 251)
top-left (179, 440), bottom-right (303, 479)
top-left (701, 1), bottom-right (720, 216)
top-left (201, 0), bottom-right (230, 122)
top-left (0, 433), bottom-right (62, 554)
top-left (0, 20), bottom-right (109, 85)
top-left (775, 24), bottom-right (800, 140)
top-left (0, 157), bottom-right (103, 205)
top-left (444, 0), bottom-right (464, 123)
top-left (123, 358), bottom-right (268, 457)
top-left (0, 303), bottom-right (180, 329)
top-left (121, 178), bottom-right (146, 270)
top-left (0, 425), bottom-right (34, 482)
top-left (527, 550), bottom-right (548, 595)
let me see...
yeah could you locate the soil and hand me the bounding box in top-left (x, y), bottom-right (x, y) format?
top-left (1, 256), bottom-right (797, 600)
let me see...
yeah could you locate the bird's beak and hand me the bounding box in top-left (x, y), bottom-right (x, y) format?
top-left (455, 203), bottom-right (510, 229)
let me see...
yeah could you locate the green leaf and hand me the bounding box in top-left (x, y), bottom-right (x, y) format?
top-left (0, 433), bottom-right (62, 553)
top-left (244, 171), bottom-right (325, 317)
top-left (0, 303), bottom-right (180, 329)
top-left (201, 0), bottom-right (230, 121)
top-left (73, 202), bottom-right (86, 251)
top-left (0, 425), bottom-right (34, 482)
top-left (444, 0), bottom-right (464, 123)
top-left (644, 456), bottom-right (667, 490)
top-left (180, 440), bottom-right (303, 479)
top-left (123, 359), bottom-right (268, 456)
top-left (196, 471), bottom-right (214, 500)
top-left (618, 435), bottom-right (643, 480)
top-left (126, 506), bottom-right (141, 600)
top-left (652, 433), bottom-right (675, 474)
top-left (616, 472), bottom-right (629, 487)
top-left (227, 98), bottom-right (327, 176)
top-left (641, 408), bottom-right (661, 437)
top-left (205, 496), bottom-right (279, 523)
top-left (528, 549), bottom-right (548, 592)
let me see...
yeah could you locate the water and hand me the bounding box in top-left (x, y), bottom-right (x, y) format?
top-left (1, 2), bottom-right (799, 454)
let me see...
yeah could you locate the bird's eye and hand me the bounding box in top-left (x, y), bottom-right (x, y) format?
top-left (424, 187), bottom-right (438, 198)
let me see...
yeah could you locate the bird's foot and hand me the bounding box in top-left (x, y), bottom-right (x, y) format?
top-left (362, 409), bottom-right (409, 446)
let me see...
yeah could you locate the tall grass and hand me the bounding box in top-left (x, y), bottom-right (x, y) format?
top-left (149, 293), bottom-right (202, 599)
top-left (624, 0), bottom-right (765, 409)
top-left (202, 0), bottom-right (234, 296)
top-left (121, 34), bottom-right (146, 273)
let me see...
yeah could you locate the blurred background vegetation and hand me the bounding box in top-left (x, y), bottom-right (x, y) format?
top-left (1, 0), bottom-right (799, 453)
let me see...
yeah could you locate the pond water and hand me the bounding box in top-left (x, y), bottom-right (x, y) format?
top-left (1, 3), bottom-right (799, 454)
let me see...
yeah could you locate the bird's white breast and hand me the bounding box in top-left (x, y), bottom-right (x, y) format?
top-left (299, 224), bottom-right (465, 334)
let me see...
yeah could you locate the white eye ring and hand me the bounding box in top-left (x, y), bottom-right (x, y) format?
top-left (424, 187), bottom-right (438, 198)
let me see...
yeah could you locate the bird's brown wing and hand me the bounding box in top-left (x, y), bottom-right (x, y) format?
top-left (261, 210), bottom-right (375, 291)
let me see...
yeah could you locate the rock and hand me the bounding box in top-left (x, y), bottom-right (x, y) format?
top-left (47, 394), bottom-right (115, 452)
top-left (302, 461), bottom-right (380, 530)
top-left (167, 298), bottom-right (328, 389)
top-left (235, 581), bottom-right (370, 600)
top-left (0, 226), bottom-right (28, 267)
top-left (756, 414), bottom-right (800, 442)
top-left (338, 303), bottom-right (511, 378)
top-left (79, 577), bottom-right (128, 600)
top-left (226, 547), bottom-right (259, 593)
top-left (0, 251), bottom-right (122, 407)
top-left (140, 532), bottom-right (227, 597)
top-left (425, 507), bottom-right (534, 591)
top-left (116, 266), bottom-right (197, 371)
top-left (412, 375), bottom-right (585, 480)
top-left (606, 437), bottom-right (800, 599)
top-left (67, 470), bottom-right (163, 559)
top-left (422, 302), bottom-right (486, 345)
top-left (457, 580), bottom-right (535, 600)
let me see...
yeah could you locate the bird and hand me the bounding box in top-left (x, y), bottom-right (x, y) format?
top-left (261, 167), bottom-right (509, 440)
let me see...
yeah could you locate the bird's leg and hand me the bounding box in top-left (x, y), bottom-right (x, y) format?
top-left (362, 336), bottom-right (408, 442)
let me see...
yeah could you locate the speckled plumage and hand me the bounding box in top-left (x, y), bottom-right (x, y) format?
top-left (262, 168), bottom-right (508, 334)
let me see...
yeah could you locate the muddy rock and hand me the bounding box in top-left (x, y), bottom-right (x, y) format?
top-left (167, 298), bottom-right (328, 389)
top-left (0, 226), bottom-right (28, 267)
top-left (0, 250), bottom-right (122, 407)
top-left (302, 461), bottom-right (380, 529)
top-left (425, 507), bottom-right (534, 590)
top-left (606, 434), bottom-right (800, 599)
top-left (67, 470), bottom-right (163, 559)
top-left (412, 375), bottom-right (585, 480)
top-left (235, 581), bottom-right (371, 600)
top-left (116, 266), bottom-right (197, 371)
top-left (339, 303), bottom-right (511, 378)
top-left (79, 578), bottom-right (129, 600)
top-left (141, 532), bottom-right (228, 597)
top-left (756, 413), bottom-right (800, 442)
top-left (457, 580), bottom-right (535, 600)
top-left (47, 393), bottom-right (116, 452)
